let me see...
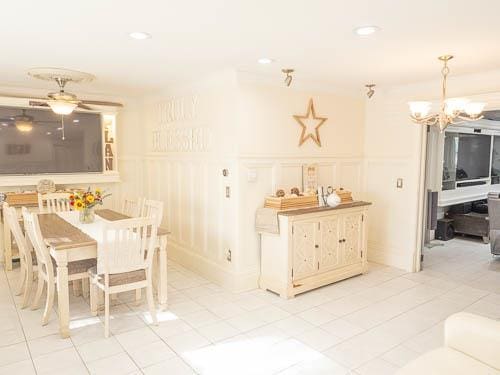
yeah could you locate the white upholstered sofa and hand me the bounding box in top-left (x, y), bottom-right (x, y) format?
top-left (397, 312), bottom-right (500, 374)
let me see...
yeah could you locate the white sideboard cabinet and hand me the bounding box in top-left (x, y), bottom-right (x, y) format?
top-left (259, 202), bottom-right (371, 298)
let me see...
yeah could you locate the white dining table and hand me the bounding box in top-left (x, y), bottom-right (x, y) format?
top-left (38, 209), bottom-right (169, 338)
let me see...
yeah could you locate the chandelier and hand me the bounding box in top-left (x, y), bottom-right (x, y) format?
top-left (408, 55), bottom-right (486, 132)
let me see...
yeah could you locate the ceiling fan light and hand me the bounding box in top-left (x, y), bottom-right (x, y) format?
top-left (48, 100), bottom-right (77, 115)
top-left (408, 101), bottom-right (432, 118)
top-left (444, 98), bottom-right (469, 116)
top-left (15, 120), bottom-right (33, 133)
top-left (464, 102), bottom-right (486, 117)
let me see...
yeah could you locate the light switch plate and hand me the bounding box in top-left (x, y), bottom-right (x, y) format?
top-left (397, 178), bottom-right (403, 189)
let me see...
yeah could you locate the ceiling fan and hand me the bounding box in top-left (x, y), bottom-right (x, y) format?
top-left (0, 108), bottom-right (58, 133)
top-left (0, 68), bottom-right (123, 115)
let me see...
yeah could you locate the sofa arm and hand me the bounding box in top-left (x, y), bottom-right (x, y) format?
top-left (445, 312), bottom-right (500, 370)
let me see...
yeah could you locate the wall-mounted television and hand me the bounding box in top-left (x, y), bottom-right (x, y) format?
top-left (0, 106), bottom-right (103, 175)
top-left (442, 132), bottom-right (492, 190)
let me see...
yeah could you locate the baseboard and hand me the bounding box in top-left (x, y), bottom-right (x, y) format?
top-left (168, 239), bottom-right (260, 292)
top-left (367, 241), bottom-right (413, 271)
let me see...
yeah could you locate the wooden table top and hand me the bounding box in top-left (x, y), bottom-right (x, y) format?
top-left (95, 209), bottom-right (170, 236)
top-left (38, 213), bottom-right (97, 251)
top-left (39, 209), bottom-right (170, 251)
top-left (277, 201), bottom-right (372, 216)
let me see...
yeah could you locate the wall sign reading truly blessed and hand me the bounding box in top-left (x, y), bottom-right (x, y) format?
top-left (157, 96), bottom-right (198, 124)
top-left (152, 95), bottom-right (211, 152)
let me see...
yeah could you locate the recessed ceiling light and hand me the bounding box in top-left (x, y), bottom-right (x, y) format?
top-left (258, 57), bottom-right (274, 64)
top-left (57, 127), bottom-right (63, 130)
top-left (1, 123), bottom-right (8, 127)
top-left (46, 131), bottom-right (52, 135)
top-left (73, 119), bottom-right (79, 123)
top-left (354, 25), bottom-right (380, 36)
top-left (129, 32), bottom-right (152, 40)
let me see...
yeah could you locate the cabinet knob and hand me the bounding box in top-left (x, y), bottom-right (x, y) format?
top-left (315, 244), bottom-right (319, 248)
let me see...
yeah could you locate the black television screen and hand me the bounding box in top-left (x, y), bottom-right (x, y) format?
top-left (456, 133), bottom-right (491, 181)
top-left (0, 106), bottom-right (103, 174)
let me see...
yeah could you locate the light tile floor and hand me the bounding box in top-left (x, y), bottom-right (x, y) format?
top-left (0, 237), bottom-right (499, 374)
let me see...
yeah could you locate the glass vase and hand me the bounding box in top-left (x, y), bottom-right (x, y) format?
top-left (79, 207), bottom-right (95, 224)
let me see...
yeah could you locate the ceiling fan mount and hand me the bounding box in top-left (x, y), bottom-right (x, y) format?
top-left (0, 67), bottom-right (122, 115)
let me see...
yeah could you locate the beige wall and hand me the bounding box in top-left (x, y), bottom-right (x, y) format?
top-left (236, 81), bottom-right (366, 286)
top-left (364, 68), bottom-right (500, 271)
top-left (138, 73), bottom-right (366, 291)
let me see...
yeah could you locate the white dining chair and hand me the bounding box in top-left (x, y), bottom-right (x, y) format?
top-left (122, 197), bottom-right (145, 217)
top-left (88, 217), bottom-right (158, 337)
top-left (135, 199), bottom-right (164, 302)
top-left (22, 208), bottom-right (96, 325)
top-left (3, 203), bottom-right (35, 309)
top-left (38, 192), bottom-right (72, 213)
top-left (141, 199), bottom-right (164, 226)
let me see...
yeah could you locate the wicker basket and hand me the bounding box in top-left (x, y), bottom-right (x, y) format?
top-left (264, 195), bottom-right (318, 210)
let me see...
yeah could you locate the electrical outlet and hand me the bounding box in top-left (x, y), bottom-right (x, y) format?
top-left (225, 186), bottom-right (230, 198)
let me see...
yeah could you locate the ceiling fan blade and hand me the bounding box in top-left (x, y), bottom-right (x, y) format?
top-left (77, 103), bottom-right (93, 110)
top-left (0, 92), bottom-right (48, 100)
top-left (29, 100), bottom-right (50, 107)
top-left (80, 99), bottom-right (123, 107)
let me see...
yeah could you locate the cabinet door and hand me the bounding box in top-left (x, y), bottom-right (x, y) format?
top-left (319, 217), bottom-right (341, 272)
top-left (292, 221), bottom-right (318, 280)
top-left (342, 212), bottom-right (363, 266)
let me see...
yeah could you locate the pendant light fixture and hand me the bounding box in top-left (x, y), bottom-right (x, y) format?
top-left (408, 55), bottom-right (486, 132)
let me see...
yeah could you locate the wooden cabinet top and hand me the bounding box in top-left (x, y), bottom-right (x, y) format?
top-left (278, 201), bottom-right (371, 217)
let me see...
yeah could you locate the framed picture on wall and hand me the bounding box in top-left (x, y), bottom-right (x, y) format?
top-left (302, 164), bottom-right (318, 194)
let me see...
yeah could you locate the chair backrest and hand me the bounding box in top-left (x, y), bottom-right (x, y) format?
top-left (141, 199), bottom-right (164, 227)
top-left (22, 207), bottom-right (53, 276)
top-left (100, 217), bottom-right (157, 276)
top-left (122, 197), bottom-right (145, 218)
top-left (38, 192), bottom-right (72, 213)
top-left (3, 203), bottom-right (32, 265)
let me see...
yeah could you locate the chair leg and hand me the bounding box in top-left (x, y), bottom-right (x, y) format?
top-left (31, 272), bottom-right (44, 310)
top-left (42, 281), bottom-right (55, 325)
top-left (21, 268), bottom-right (33, 309)
top-left (135, 289), bottom-right (142, 305)
top-left (15, 260), bottom-right (25, 296)
top-left (90, 282), bottom-right (98, 316)
top-left (72, 280), bottom-right (82, 297)
top-left (81, 278), bottom-right (89, 298)
top-left (146, 282), bottom-right (158, 326)
top-left (104, 291), bottom-right (110, 338)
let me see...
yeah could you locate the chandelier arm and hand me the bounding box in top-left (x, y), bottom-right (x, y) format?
top-left (457, 114), bottom-right (484, 122)
top-left (410, 113), bottom-right (439, 125)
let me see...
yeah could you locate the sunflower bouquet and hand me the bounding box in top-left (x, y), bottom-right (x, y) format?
top-left (69, 188), bottom-right (110, 223)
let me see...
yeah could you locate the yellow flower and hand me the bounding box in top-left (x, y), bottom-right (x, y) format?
top-left (75, 200), bottom-right (84, 211)
top-left (86, 195), bottom-right (95, 204)
top-left (95, 189), bottom-right (102, 195)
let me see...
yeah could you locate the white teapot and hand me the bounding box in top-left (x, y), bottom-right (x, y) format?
top-left (326, 190), bottom-right (341, 207)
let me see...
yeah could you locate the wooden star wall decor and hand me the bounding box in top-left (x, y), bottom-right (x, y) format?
top-left (293, 98), bottom-right (328, 147)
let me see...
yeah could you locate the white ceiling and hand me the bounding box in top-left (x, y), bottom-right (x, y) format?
top-left (2, 0), bottom-right (500, 96)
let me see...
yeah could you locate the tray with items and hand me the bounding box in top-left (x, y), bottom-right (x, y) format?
top-left (264, 187), bottom-right (318, 210)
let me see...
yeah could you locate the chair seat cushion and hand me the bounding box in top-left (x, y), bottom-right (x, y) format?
top-left (50, 257), bottom-right (96, 276)
top-left (88, 266), bottom-right (146, 286)
top-left (396, 347), bottom-right (498, 375)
